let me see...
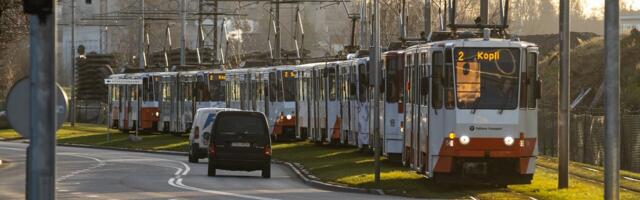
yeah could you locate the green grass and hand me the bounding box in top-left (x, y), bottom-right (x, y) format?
top-left (535, 156), bottom-right (640, 193)
top-left (510, 167), bottom-right (640, 200)
top-left (272, 141), bottom-right (529, 199)
top-left (0, 129), bottom-right (22, 140)
top-left (0, 123), bottom-right (189, 152)
top-left (274, 141), bottom-right (640, 199)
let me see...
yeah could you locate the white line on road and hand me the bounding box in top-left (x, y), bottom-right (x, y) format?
top-left (166, 161), bottom-right (280, 200)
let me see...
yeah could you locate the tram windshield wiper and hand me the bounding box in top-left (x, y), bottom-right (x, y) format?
top-left (470, 96), bottom-right (482, 114)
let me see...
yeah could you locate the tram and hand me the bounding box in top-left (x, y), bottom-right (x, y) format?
top-left (106, 72), bottom-right (160, 133)
top-left (402, 36), bottom-right (540, 183)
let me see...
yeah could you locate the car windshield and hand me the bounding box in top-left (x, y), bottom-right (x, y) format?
top-left (455, 48), bottom-right (520, 110)
top-left (214, 114), bottom-right (266, 136)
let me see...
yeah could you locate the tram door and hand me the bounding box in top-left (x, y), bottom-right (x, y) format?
top-left (428, 50), bottom-right (446, 173)
top-left (418, 52), bottom-right (430, 172)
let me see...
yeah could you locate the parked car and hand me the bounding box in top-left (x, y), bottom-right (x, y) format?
top-left (207, 111), bottom-right (272, 178)
top-left (188, 108), bottom-right (239, 163)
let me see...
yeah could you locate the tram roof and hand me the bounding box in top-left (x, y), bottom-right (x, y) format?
top-left (405, 38), bottom-right (538, 51)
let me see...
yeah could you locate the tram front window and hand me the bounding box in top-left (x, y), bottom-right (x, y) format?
top-left (455, 48), bottom-right (521, 110)
top-left (210, 75), bottom-right (226, 101)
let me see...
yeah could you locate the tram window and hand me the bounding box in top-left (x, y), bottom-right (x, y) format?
top-left (112, 86), bottom-right (119, 101)
top-left (444, 49), bottom-right (455, 109)
top-left (269, 72), bottom-right (277, 102)
top-left (284, 75), bottom-right (296, 101)
top-left (385, 57), bottom-right (399, 103)
top-left (527, 53), bottom-right (538, 108)
top-left (328, 68), bottom-right (337, 101)
top-left (421, 53), bottom-right (429, 105)
top-left (358, 64), bottom-right (368, 102)
top-left (432, 52), bottom-right (443, 109)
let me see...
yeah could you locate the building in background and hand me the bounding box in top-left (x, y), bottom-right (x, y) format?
top-left (622, 16), bottom-right (640, 32)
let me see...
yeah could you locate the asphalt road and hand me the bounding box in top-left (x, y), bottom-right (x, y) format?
top-left (0, 142), bottom-right (411, 200)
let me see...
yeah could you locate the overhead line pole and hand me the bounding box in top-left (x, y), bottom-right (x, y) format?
top-left (373, 0), bottom-right (381, 187)
top-left (180, 0), bottom-right (187, 66)
top-left (424, 0), bottom-right (431, 39)
top-left (558, 0), bottom-right (570, 189)
top-left (274, 0), bottom-right (282, 65)
top-left (71, 0), bottom-right (76, 127)
top-left (139, 0), bottom-right (146, 68)
top-left (604, 0), bottom-right (620, 199)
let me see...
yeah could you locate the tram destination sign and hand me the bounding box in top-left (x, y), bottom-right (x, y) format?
top-left (104, 79), bottom-right (143, 85)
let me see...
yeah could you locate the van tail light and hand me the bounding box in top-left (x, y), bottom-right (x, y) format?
top-left (209, 143), bottom-right (216, 158)
top-left (264, 145), bottom-right (272, 157)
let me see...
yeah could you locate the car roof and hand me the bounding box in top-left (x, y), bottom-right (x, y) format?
top-left (196, 108), bottom-right (240, 114)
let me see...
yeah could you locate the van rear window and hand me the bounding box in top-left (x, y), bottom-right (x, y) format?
top-left (215, 114), bottom-right (266, 136)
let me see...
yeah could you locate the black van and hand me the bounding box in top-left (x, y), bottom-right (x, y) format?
top-left (207, 111), bottom-right (272, 178)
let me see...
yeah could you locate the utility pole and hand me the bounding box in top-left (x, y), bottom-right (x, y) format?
top-left (604, 0), bottom-right (620, 199)
top-left (399, 0), bottom-right (406, 40)
top-left (180, 0), bottom-right (187, 66)
top-left (373, 0), bottom-right (381, 187)
top-left (424, 0), bottom-right (431, 39)
top-left (139, 0), bottom-right (145, 68)
top-left (213, 0), bottom-right (219, 65)
top-left (71, 0), bottom-right (76, 127)
top-left (274, 0), bottom-right (281, 64)
top-left (558, 0), bottom-right (570, 189)
top-left (480, 0), bottom-right (488, 24)
top-left (359, 0), bottom-right (367, 49)
top-left (25, 0), bottom-right (57, 199)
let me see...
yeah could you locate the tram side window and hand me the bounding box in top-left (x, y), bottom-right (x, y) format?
top-left (432, 52), bottom-right (443, 109)
top-left (444, 49), bottom-right (455, 109)
top-left (112, 86), bottom-right (119, 101)
top-left (385, 57), bottom-right (399, 103)
top-left (358, 64), bottom-right (368, 102)
top-left (527, 53), bottom-right (538, 108)
top-left (269, 72), bottom-right (277, 102)
top-left (421, 53), bottom-right (429, 106)
top-left (328, 68), bottom-right (337, 101)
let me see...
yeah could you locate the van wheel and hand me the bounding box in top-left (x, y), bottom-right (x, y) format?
top-left (261, 164), bottom-right (271, 178)
top-left (188, 144), bottom-right (199, 163)
top-left (207, 159), bottom-right (216, 177)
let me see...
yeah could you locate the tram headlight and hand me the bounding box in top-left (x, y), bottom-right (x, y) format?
top-left (504, 136), bottom-right (515, 146)
top-left (155, 111), bottom-right (159, 117)
top-left (286, 114), bottom-right (292, 120)
top-left (448, 132), bottom-right (456, 140)
top-left (459, 135), bottom-right (470, 145)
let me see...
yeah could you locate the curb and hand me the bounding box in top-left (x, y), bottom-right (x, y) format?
top-left (272, 160), bottom-right (385, 196)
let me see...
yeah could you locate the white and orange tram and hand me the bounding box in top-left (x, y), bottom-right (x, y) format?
top-left (106, 72), bottom-right (160, 133)
top-left (402, 37), bottom-right (540, 184)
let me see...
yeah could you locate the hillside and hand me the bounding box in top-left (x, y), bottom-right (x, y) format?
top-left (539, 29), bottom-right (640, 112)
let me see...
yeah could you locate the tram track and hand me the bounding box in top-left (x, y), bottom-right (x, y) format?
top-left (536, 164), bottom-right (640, 194)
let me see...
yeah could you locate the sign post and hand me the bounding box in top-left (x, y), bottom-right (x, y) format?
top-left (23, 0), bottom-right (57, 199)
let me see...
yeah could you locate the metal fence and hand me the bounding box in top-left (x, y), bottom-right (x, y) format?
top-left (539, 111), bottom-right (640, 172)
top-left (73, 100), bottom-right (107, 125)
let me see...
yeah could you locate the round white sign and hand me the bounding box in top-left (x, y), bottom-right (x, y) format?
top-left (5, 78), bottom-right (68, 138)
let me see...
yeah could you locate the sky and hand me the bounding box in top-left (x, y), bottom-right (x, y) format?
top-left (576, 0), bottom-right (640, 18)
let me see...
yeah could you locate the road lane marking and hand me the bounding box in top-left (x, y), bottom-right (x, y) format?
top-left (166, 161), bottom-right (280, 200)
top-left (56, 154), bottom-right (106, 182)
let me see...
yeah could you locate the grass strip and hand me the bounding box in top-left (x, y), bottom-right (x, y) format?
top-left (273, 141), bottom-right (529, 199)
top-left (0, 123), bottom-right (189, 152)
top-left (535, 156), bottom-right (640, 193)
